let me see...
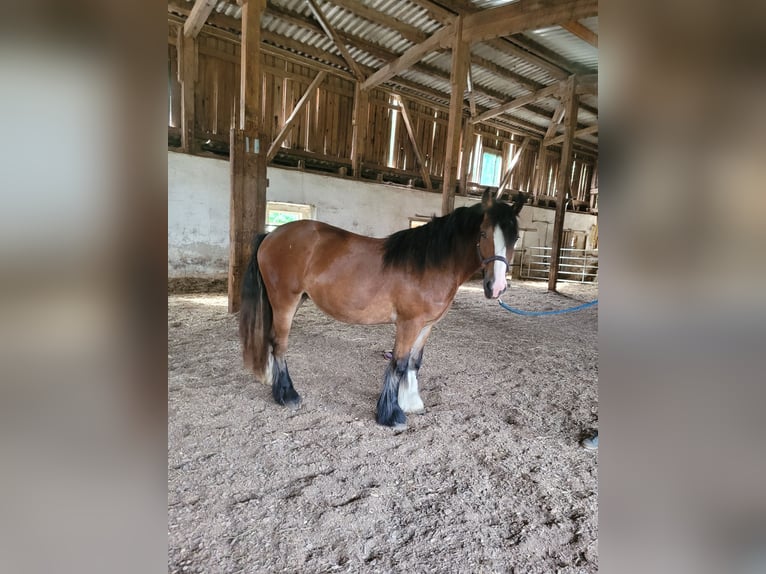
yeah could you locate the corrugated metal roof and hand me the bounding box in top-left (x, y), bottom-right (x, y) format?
top-left (523, 24), bottom-right (598, 72)
top-left (580, 16), bottom-right (598, 34)
top-left (175, 0), bottom-right (597, 144)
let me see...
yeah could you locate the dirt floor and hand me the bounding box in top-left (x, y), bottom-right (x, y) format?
top-left (168, 279), bottom-right (598, 573)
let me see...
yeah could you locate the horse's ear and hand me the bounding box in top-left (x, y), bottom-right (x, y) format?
top-left (481, 188), bottom-right (494, 209)
top-left (512, 193), bottom-right (525, 215)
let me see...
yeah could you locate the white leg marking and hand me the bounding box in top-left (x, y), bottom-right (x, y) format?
top-left (399, 368), bottom-right (424, 413)
top-left (262, 350), bottom-right (274, 385)
top-left (492, 226), bottom-right (508, 298)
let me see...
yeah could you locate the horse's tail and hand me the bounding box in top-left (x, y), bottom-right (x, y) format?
top-left (239, 233), bottom-right (274, 384)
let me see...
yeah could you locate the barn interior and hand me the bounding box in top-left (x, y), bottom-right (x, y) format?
top-left (168, 1), bottom-right (599, 572)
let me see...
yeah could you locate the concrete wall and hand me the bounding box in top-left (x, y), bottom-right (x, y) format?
top-left (168, 151), bottom-right (597, 277)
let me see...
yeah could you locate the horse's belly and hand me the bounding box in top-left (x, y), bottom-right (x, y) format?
top-left (307, 288), bottom-right (394, 325)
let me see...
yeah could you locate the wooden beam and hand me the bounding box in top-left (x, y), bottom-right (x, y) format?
top-left (183, 0), bottom-right (218, 37)
top-left (441, 16), bottom-right (469, 215)
top-left (462, 0), bottom-right (599, 44)
top-left (561, 20), bottom-right (598, 47)
top-left (230, 0), bottom-right (268, 313)
top-left (177, 28), bottom-right (197, 153)
top-left (328, 0), bottom-right (429, 45)
top-left (408, 0), bottom-right (456, 24)
top-left (305, 0), bottom-right (365, 81)
top-left (396, 95), bottom-right (433, 192)
top-left (544, 102), bottom-right (566, 142)
top-left (496, 138), bottom-right (529, 197)
top-left (267, 71), bottom-right (327, 162)
top-left (545, 124), bottom-right (597, 146)
top-left (548, 76), bottom-right (578, 292)
top-left (361, 24), bottom-right (454, 91)
top-left (471, 82), bottom-right (562, 124)
top-left (489, 38), bottom-right (568, 80)
top-left (351, 82), bottom-right (369, 177)
top-left (576, 73), bottom-right (598, 95)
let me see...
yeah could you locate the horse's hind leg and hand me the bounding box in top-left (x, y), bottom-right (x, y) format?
top-left (270, 294), bottom-right (305, 410)
top-left (398, 325), bottom-right (432, 414)
top-left (376, 320), bottom-right (425, 428)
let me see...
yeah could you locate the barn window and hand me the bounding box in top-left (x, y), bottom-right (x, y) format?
top-left (479, 149), bottom-right (502, 187)
top-left (265, 202), bottom-right (315, 232)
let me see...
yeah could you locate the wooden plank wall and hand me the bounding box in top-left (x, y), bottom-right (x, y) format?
top-left (166, 31), bottom-right (595, 204)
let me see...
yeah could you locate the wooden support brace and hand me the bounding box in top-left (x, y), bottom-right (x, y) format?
top-left (184, 0), bottom-right (218, 38)
top-left (396, 95), bottom-right (433, 192)
top-left (496, 138), bottom-right (529, 198)
top-left (361, 24), bottom-right (454, 91)
top-left (267, 71), bottom-right (327, 162)
top-left (561, 20), bottom-right (598, 48)
top-left (471, 82), bottom-right (562, 125)
top-left (306, 0), bottom-right (365, 81)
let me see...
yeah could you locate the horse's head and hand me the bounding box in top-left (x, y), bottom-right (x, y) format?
top-left (477, 189), bottom-right (524, 299)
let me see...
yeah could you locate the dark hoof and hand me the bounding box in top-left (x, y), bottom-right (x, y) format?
top-left (284, 396), bottom-right (302, 411)
top-left (392, 423), bottom-right (408, 433)
top-left (274, 385), bottom-right (301, 409)
top-left (375, 405), bottom-right (406, 428)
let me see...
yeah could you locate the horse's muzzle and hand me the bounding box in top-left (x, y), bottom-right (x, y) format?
top-left (484, 278), bottom-right (507, 299)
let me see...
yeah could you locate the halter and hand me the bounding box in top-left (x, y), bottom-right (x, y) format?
top-left (476, 243), bottom-right (509, 271)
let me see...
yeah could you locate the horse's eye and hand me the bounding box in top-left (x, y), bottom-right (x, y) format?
top-left (480, 231), bottom-right (487, 239)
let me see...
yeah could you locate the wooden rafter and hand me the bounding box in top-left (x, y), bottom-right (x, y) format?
top-left (361, 24), bottom-right (454, 91)
top-left (183, 0), bottom-right (218, 37)
top-left (267, 71), bottom-right (327, 162)
top-left (305, 0), bottom-right (365, 81)
top-left (471, 82), bottom-right (562, 124)
top-left (396, 95), bottom-right (433, 192)
top-left (329, 0), bottom-right (428, 45)
top-left (561, 20), bottom-right (598, 47)
top-left (462, 0), bottom-right (598, 44)
top-left (408, 0), bottom-right (456, 24)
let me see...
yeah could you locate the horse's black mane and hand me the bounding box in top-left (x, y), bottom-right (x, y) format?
top-left (382, 200), bottom-right (519, 273)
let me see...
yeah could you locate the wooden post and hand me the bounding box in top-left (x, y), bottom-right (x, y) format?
top-left (351, 82), bottom-right (369, 178)
top-left (178, 29), bottom-right (197, 153)
top-left (441, 16), bottom-right (468, 215)
top-left (548, 76), bottom-right (578, 292)
top-left (229, 0), bottom-right (267, 313)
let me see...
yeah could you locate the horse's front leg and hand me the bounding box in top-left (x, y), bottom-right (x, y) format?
top-left (376, 320), bottom-right (425, 428)
top-left (398, 325), bottom-right (432, 414)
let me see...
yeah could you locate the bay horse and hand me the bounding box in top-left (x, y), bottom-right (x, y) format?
top-left (239, 189), bottom-right (524, 428)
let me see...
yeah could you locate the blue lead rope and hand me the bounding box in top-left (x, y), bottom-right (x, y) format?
top-left (498, 298), bottom-right (598, 316)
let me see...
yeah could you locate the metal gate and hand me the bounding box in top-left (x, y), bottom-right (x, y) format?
top-left (519, 246), bottom-right (598, 283)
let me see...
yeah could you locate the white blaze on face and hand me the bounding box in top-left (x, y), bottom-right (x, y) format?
top-left (492, 225), bottom-right (507, 298)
